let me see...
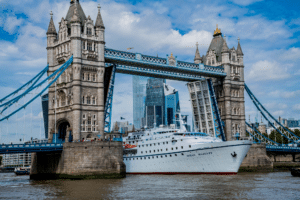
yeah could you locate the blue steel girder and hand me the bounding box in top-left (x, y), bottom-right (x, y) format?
top-left (104, 64), bottom-right (116, 133)
top-left (266, 145), bottom-right (300, 153)
top-left (0, 143), bottom-right (63, 154)
top-left (245, 121), bottom-right (279, 145)
top-left (104, 48), bottom-right (226, 79)
top-left (207, 79), bottom-right (226, 141)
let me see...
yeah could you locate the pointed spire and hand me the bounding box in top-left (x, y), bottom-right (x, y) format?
top-left (95, 4), bottom-right (105, 28)
top-left (237, 37), bottom-right (244, 56)
top-left (222, 35), bottom-right (229, 53)
top-left (194, 42), bottom-right (201, 63)
top-left (47, 11), bottom-right (57, 35)
top-left (71, 5), bottom-right (80, 23)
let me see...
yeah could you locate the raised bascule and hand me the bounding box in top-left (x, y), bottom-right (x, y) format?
top-left (0, 0), bottom-right (300, 178)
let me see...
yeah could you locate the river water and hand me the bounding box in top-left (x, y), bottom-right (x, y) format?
top-left (0, 172), bottom-right (299, 199)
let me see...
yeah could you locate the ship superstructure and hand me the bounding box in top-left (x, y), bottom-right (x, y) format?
top-left (122, 124), bottom-right (251, 174)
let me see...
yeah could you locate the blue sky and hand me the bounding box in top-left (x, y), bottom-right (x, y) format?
top-left (0, 0), bottom-right (299, 143)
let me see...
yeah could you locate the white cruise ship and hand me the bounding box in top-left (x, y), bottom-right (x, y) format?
top-left (122, 123), bottom-right (252, 175)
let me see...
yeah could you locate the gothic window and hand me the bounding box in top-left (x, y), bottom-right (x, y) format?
top-left (212, 59), bottom-right (215, 65)
top-left (208, 60), bottom-right (211, 65)
top-left (232, 55), bottom-right (236, 61)
top-left (87, 28), bottom-right (92, 35)
top-left (87, 42), bottom-right (92, 51)
top-left (82, 96), bottom-right (85, 104)
top-left (61, 94), bottom-right (66, 106)
top-left (65, 44), bottom-right (68, 52)
top-left (64, 33), bottom-right (66, 40)
top-left (87, 74), bottom-right (90, 81)
top-left (83, 114), bottom-right (86, 119)
top-left (83, 120), bottom-right (86, 125)
top-left (82, 41), bottom-right (85, 50)
top-left (93, 127), bottom-right (96, 131)
top-left (94, 44), bottom-right (97, 52)
top-left (92, 97), bottom-right (96, 105)
top-left (93, 121), bottom-right (96, 125)
top-left (92, 74), bottom-right (96, 81)
top-left (68, 28), bottom-right (71, 36)
top-left (88, 117), bottom-right (91, 125)
top-left (87, 96), bottom-right (91, 104)
top-left (82, 73), bottom-right (85, 80)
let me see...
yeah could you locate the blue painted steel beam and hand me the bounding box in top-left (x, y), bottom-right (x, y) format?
top-left (105, 48), bottom-right (226, 78)
top-left (104, 64), bottom-right (116, 133)
top-left (266, 146), bottom-right (300, 153)
top-left (0, 143), bottom-right (63, 154)
top-left (245, 121), bottom-right (279, 145)
top-left (115, 64), bottom-right (205, 82)
top-left (207, 79), bottom-right (226, 141)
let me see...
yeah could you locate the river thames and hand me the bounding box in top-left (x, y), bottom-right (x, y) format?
top-left (0, 172), bottom-right (299, 199)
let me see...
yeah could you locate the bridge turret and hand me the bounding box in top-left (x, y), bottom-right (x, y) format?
top-left (236, 37), bottom-right (244, 66)
top-left (46, 11), bottom-right (57, 67)
top-left (194, 42), bottom-right (202, 64)
top-left (95, 4), bottom-right (105, 63)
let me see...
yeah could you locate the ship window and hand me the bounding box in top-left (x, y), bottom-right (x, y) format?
top-left (129, 158), bottom-right (131, 160)
top-left (150, 144), bottom-right (152, 146)
top-left (152, 156), bottom-right (154, 159)
top-left (166, 142), bottom-right (168, 144)
top-left (149, 150), bottom-right (151, 153)
top-left (154, 150), bottom-right (155, 152)
top-left (158, 143), bottom-right (160, 145)
top-left (161, 156), bottom-right (163, 158)
top-left (181, 146), bottom-right (183, 149)
top-left (133, 141), bottom-right (135, 144)
top-left (139, 145), bottom-right (140, 147)
top-left (156, 156), bottom-right (158, 158)
top-left (133, 158), bottom-right (134, 160)
top-left (142, 145), bottom-right (144, 147)
top-left (157, 149), bottom-right (159, 152)
top-left (141, 151), bottom-right (143, 154)
top-left (171, 148), bottom-right (173, 150)
top-left (181, 139), bottom-right (183, 141)
top-left (189, 145), bottom-right (191, 148)
top-left (146, 144), bottom-right (148, 147)
top-left (144, 157), bottom-right (146, 159)
top-left (148, 134), bottom-right (149, 136)
top-left (182, 153), bottom-right (184, 155)
top-left (176, 147), bottom-right (178, 150)
top-left (145, 151), bottom-right (147, 153)
top-left (126, 158), bottom-right (127, 160)
top-left (148, 157), bottom-right (150, 159)
top-left (163, 142), bottom-right (165, 144)
top-left (166, 148), bottom-right (168, 151)
top-left (154, 143), bottom-right (156, 146)
top-left (136, 158), bottom-right (138, 160)
top-left (175, 154), bottom-right (177, 156)
top-left (165, 155), bottom-right (167, 157)
top-left (129, 142), bottom-right (131, 144)
top-left (161, 149), bottom-right (163, 151)
top-left (170, 155), bottom-right (172, 157)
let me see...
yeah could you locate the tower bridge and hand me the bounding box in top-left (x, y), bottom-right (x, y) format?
top-left (1, 0), bottom-right (300, 178)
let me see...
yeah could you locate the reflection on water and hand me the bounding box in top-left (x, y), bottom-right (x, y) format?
top-left (0, 172), bottom-right (299, 200)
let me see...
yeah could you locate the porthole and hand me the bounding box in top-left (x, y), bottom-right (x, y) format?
top-left (166, 148), bottom-right (168, 151)
top-left (189, 145), bottom-right (191, 148)
top-left (150, 144), bottom-right (152, 146)
top-left (181, 146), bottom-right (183, 149)
top-left (161, 155), bottom-right (163, 158)
top-left (171, 148), bottom-right (173, 150)
top-left (175, 154), bottom-right (177, 156)
top-left (165, 155), bottom-right (167, 157)
top-left (144, 157), bottom-right (146, 159)
top-left (176, 147), bottom-right (178, 150)
top-left (154, 150), bottom-right (155, 152)
top-left (170, 155), bottom-right (172, 157)
top-left (163, 142), bottom-right (165, 144)
top-left (161, 149), bottom-right (163, 151)
top-left (156, 156), bottom-right (158, 158)
top-left (149, 150), bottom-right (151, 153)
top-left (166, 142), bottom-right (168, 144)
top-left (182, 153), bottom-right (184, 155)
top-left (158, 143), bottom-right (160, 145)
top-left (148, 157), bottom-right (150, 159)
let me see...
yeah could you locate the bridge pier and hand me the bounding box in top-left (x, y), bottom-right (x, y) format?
top-left (30, 141), bottom-right (126, 180)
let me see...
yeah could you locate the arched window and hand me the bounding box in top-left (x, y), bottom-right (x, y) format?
top-left (87, 74), bottom-right (90, 81)
top-left (88, 117), bottom-right (91, 125)
top-left (82, 96), bottom-right (85, 104)
top-left (82, 73), bottom-right (85, 80)
top-left (92, 74), bottom-right (96, 82)
top-left (232, 55), bottom-right (236, 61)
top-left (87, 96), bottom-right (91, 104)
top-left (92, 97), bottom-right (96, 105)
top-left (61, 94), bottom-right (66, 106)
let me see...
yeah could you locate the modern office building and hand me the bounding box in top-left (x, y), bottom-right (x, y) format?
top-left (164, 83), bottom-right (180, 127)
top-left (278, 117), bottom-right (299, 128)
top-left (144, 78), bottom-right (182, 128)
top-left (132, 76), bottom-right (146, 129)
top-left (144, 78), bottom-right (166, 128)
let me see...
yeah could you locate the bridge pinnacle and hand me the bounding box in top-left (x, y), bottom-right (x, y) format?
top-left (237, 37), bottom-right (244, 56)
top-left (95, 3), bottom-right (105, 28)
top-left (47, 11), bottom-right (57, 35)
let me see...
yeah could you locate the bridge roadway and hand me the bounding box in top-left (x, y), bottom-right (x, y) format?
top-left (1, 142), bottom-right (300, 154)
top-left (104, 48), bottom-right (226, 81)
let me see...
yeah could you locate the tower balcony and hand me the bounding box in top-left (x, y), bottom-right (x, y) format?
top-left (82, 49), bottom-right (98, 61)
top-left (56, 52), bottom-right (71, 64)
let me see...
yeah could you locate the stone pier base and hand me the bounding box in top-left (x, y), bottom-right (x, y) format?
top-left (239, 143), bottom-right (273, 172)
top-left (30, 141), bottom-right (126, 180)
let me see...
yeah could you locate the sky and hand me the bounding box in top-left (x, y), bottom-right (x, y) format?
top-left (0, 0), bottom-right (299, 143)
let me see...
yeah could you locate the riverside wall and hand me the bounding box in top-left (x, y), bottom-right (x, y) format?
top-left (30, 141), bottom-right (126, 180)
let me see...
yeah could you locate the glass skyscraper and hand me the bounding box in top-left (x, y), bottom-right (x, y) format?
top-left (132, 76), bottom-right (146, 129)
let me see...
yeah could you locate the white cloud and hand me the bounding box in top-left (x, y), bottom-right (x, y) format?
top-left (229, 0), bottom-right (263, 6)
top-left (3, 15), bottom-right (23, 34)
top-left (269, 90), bottom-right (300, 98)
top-left (247, 60), bottom-right (290, 81)
top-left (293, 104), bottom-right (300, 111)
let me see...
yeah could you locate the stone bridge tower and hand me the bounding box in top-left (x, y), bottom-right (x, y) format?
top-left (46, 0), bottom-right (106, 142)
top-left (194, 25), bottom-right (246, 141)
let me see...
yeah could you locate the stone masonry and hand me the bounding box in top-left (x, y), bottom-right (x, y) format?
top-left (194, 25), bottom-right (246, 141)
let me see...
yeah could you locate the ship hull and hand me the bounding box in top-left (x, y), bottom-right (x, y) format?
top-left (123, 140), bottom-right (251, 174)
